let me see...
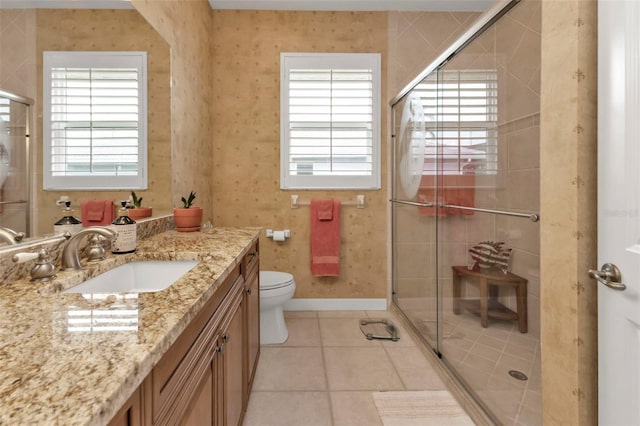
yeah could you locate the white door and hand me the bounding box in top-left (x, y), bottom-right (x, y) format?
top-left (596, 1), bottom-right (640, 424)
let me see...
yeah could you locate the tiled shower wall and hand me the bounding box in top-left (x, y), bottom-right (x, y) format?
top-left (0, 9), bottom-right (36, 100)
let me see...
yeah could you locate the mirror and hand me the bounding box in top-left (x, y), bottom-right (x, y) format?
top-left (0, 6), bottom-right (171, 250)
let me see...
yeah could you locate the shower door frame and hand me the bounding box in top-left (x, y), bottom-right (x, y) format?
top-left (0, 89), bottom-right (33, 237)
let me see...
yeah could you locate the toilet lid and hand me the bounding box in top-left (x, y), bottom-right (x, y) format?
top-left (260, 271), bottom-right (294, 290)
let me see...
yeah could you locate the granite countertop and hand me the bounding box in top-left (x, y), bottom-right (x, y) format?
top-left (0, 227), bottom-right (260, 425)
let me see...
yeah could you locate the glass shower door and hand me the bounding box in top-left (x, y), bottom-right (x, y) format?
top-left (436, 5), bottom-right (542, 424)
top-left (0, 94), bottom-right (31, 239)
top-left (391, 72), bottom-right (440, 351)
top-left (391, 1), bottom-right (541, 424)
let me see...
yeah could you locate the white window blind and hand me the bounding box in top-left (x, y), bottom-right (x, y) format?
top-left (43, 51), bottom-right (147, 190)
top-left (0, 98), bottom-right (9, 124)
top-left (281, 53), bottom-right (381, 189)
top-left (415, 69), bottom-right (498, 176)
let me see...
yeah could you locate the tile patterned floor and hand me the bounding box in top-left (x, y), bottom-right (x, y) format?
top-left (403, 305), bottom-right (542, 426)
top-left (243, 310), bottom-right (459, 426)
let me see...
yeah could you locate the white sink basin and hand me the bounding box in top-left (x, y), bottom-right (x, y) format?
top-left (63, 260), bottom-right (200, 294)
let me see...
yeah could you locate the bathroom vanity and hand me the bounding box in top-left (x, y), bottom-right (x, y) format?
top-left (0, 227), bottom-right (260, 425)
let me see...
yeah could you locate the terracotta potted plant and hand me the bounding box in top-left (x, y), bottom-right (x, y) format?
top-left (173, 191), bottom-right (203, 232)
top-left (127, 191), bottom-right (153, 221)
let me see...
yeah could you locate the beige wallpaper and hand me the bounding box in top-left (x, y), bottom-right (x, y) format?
top-left (210, 10), bottom-right (388, 299)
top-left (540, 0), bottom-right (598, 423)
top-left (130, 0), bottom-right (214, 222)
top-left (35, 9), bottom-right (171, 234)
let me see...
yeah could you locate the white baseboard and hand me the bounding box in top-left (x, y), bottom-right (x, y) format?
top-left (284, 298), bottom-right (388, 311)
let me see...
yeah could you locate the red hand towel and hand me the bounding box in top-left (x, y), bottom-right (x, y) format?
top-left (310, 199), bottom-right (340, 277)
top-left (81, 200), bottom-right (115, 227)
top-left (317, 200), bottom-right (333, 220)
top-left (417, 174), bottom-right (475, 216)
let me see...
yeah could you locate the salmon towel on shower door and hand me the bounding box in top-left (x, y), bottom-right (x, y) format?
top-left (310, 199), bottom-right (341, 277)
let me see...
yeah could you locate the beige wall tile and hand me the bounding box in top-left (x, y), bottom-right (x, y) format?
top-left (395, 277), bottom-right (437, 299)
top-left (508, 125), bottom-right (540, 171)
top-left (0, 10), bottom-right (36, 99)
top-left (388, 11), bottom-right (480, 97)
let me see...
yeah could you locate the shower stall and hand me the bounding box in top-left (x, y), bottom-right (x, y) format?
top-left (0, 89), bottom-right (32, 240)
top-left (390, 1), bottom-right (541, 424)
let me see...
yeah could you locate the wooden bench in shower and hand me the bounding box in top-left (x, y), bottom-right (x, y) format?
top-left (452, 265), bottom-right (528, 333)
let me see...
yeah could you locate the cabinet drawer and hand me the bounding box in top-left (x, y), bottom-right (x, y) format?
top-left (242, 240), bottom-right (259, 279)
top-left (151, 266), bottom-right (241, 424)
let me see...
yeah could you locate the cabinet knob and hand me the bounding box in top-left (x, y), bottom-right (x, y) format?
top-left (222, 332), bottom-right (230, 343)
top-left (247, 288), bottom-right (252, 295)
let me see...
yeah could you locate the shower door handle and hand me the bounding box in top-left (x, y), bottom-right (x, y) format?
top-left (588, 263), bottom-right (626, 291)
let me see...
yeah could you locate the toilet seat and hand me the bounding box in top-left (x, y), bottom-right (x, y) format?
top-left (260, 271), bottom-right (294, 290)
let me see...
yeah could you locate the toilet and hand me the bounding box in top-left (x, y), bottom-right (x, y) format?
top-left (259, 271), bottom-right (296, 344)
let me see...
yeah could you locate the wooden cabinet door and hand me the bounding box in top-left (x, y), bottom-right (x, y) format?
top-left (222, 293), bottom-right (245, 426)
top-left (245, 266), bottom-right (260, 392)
top-left (108, 385), bottom-right (143, 426)
top-left (181, 363), bottom-right (214, 426)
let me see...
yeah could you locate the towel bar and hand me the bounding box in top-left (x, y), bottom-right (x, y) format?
top-left (290, 194), bottom-right (365, 209)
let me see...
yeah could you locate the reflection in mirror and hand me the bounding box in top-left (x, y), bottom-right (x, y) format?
top-left (0, 6), bottom-right (171, 252)
top-left (0, 90), bottom-right (31, 246)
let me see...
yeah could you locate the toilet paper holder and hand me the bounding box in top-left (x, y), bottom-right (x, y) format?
top-left (266, 229), bottom-right (290, 241)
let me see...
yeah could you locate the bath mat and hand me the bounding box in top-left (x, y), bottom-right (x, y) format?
top-left (373, 390), bottom-right (474, 426)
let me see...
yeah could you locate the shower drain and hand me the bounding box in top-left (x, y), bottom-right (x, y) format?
top-left (508, 370), bottom-right (528, 381)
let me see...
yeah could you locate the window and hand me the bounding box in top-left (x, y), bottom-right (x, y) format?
top-left (280, 53), bottom-right (381, 190)
top-left (0, 98), bottom-right (9, 123)
top-left (416, 69), bottom-right (498, 176)
top-left (43, 51), bottom-right (147, 190)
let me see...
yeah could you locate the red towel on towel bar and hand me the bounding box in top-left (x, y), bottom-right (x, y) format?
top-left (310, 199), bottom-right (341, 277)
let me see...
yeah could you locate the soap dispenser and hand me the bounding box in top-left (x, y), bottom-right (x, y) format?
top-left (53, 201), bottom-right (82, 236)
top-left (111, 201), bottom-right (136, 254)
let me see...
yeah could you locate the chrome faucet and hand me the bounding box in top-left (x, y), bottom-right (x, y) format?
top-left (61, 227), bottom-right (116, 270)
top-left (13, 248), bottom-right (57, 282)
top-left (0, 226), bottom-right (25, 245)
